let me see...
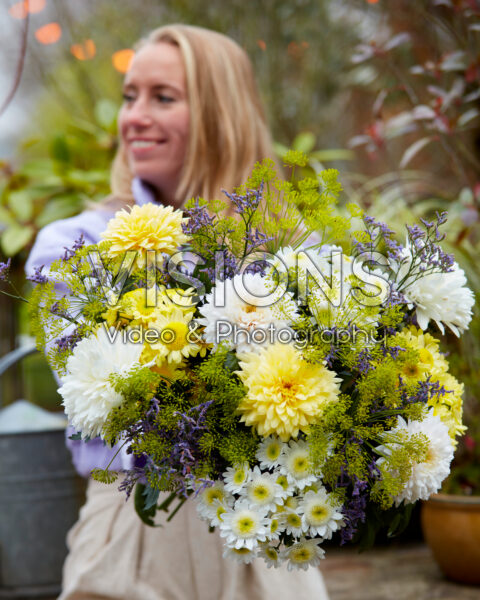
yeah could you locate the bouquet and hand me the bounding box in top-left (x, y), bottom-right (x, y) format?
top-left (2, 154), bottom-right (474, 570)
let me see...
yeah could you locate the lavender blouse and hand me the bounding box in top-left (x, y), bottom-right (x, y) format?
top-left (25, 178), bottom-right (157, 477)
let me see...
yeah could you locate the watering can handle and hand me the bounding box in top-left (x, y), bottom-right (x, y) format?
top-left (0, 345), bottom-right (38, 377)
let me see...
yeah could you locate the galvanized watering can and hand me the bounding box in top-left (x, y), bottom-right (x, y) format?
top-left (0, 346), bottom-right (85, 598)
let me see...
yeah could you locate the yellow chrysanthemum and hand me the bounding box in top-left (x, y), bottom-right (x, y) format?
top-left (101, 203), bottom-right (189, 267)
top-left (394, 326), bottom-right (448, 379)
top-left (429, 371), bottom-right (466, 443)
top-left (236, 343), bottom-right (341, 441)
top-left (139, 342), bottom-right (182, 380)
top-left (149, 309), bottom-right (201, 365)
top-left (123, 288), bottom-right (159, 325)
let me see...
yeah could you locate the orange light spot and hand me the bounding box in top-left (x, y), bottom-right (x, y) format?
top-left (26, 0), bottom-right (46, 13)
top-left (35, 22), bottom-right (62, 45)
top-left (257, 40), bottom-right (266, 51)
top-left (71, 39), bottom-right (96, 60)
top-left (8, 1), bottom-right (27, 19)
top-left (367, 0), bottom-right (380, 3)
top-left (9, 0), bottom-right (46, 18)
top-left (112, 49), bottom-right (135, 73)
top-left (301, 41), bottom-right (309, 49)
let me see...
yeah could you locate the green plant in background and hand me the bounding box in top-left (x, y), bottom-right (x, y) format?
top-left (341, 0), bottom-right (480, 493)
top-left (0, 98), bottom-right (116, 258)
top-left (0, 98), bottom-right (117, 408)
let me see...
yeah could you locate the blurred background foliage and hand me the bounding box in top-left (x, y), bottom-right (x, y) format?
top-left (0, 0), bottom-right (479, 482)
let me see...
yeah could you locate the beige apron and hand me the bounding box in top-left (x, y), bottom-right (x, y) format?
top-left (59, 479), bottom-right (331, 600)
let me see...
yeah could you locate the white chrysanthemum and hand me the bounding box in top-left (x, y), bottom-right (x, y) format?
top-left (58, 326), bottom-right (144, 439)
top-left (394, 248), bottom-right (474, 336)
top-left (376, 412), bottom-right (454, 506)
top-left (196, 482), bottom-right (232, 521)
top-left (219, 500), bottom-right (269, 550)
top-left (256, 436), bottom-right (285, 470)
top-left (241, 467), bottom-right (287, 511)
top-left (258, 543), bottom-right (281, 568)
top-left (223, 462), bottom-right (251, 494)
top-left (198, 273), bottom-right (297, 354)
top-left (223, 545), bottom-right (257, 564)
top-left (300, 488), bottom-right (344, 539)
top-left (280, 440), bottom-right (318, 490)
top-left (282, 538), bottom-right (325, 571)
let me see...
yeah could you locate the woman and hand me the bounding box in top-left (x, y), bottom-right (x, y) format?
top-left (27, 24), bottom-right (331, 600)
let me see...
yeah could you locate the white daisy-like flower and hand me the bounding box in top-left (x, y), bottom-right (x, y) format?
top-left (223, 462), bottom-right (251, 494)
top-left (209, 500), bottom-right (229, 528)
top-left (223, 545), bottom-right (257, 564)
top-left (280, 440), bottom-right (318, 490)
top-left (196, 482), bottom-right (232, 522)
top-left (219, 500), bottom-right (269, 550)
top-left (267, 514), bottom-right (285, 539)
top-left (282, 538), bottom-right (325, 571)
top-left (275, 473), bottom-right (295, 497)
top-left (281, 508), bottom-right (307, 537)
top-left (258, 543), bottom-right (281, 568)
top-left (394, 247), bottom-right (474, 336)
top-left (198, 272), bottom-right (297, 354)
top-left (300, 488), bottom-right (344, 539)
top-left (376, 411), bottom-right (454, 506)
top-left (241, 466), bottom-right (287, 512)
top-left (256, 436), bottom-right (285, 470)
top-left (58, 326), bottom-right (144, 439)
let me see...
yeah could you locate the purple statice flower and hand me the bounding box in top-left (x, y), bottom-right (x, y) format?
top-left (204, 249), bottom-right (237, 281)
top-left (384, 286), bottom-right (407, 308)
top-left (222, 183), bottom-right (264, 215)
top-left (384, 237), bottom-right (404, 262)
top-left (382, 345), bottom-right (405, 360)
top-left (323, 339), bottom-right (339, 368)
top-left (355, 214), bottom-right (404, 262)
top-left (356, 349), bottom-right (374, 374)
top-left (50, 297), bottom-right (72, 320)
top-left (406, 224), bottom-right (426, 245)
top-left (403, 211), bottom-right (455, 275)
top-left (245, 228), bottom-right (272, 254)
top-left (364, 215), bottom-right (395, 238)
top-left (182, 200), bottom-right (216, 235)
top-left (62, 234), bottom-right (85, 262)
top-left (0, 258), bottom-right (12, 282)
top-left (337, 465), bottom-right (370, 544)
top-left (27, 264), bottom-right (49, 285)
top-left (127, 399), bottom-right (214, 499)
top-left (55, 327), bottom-right (82, 353)
top-left (411, 377), bottom-right (448, 405)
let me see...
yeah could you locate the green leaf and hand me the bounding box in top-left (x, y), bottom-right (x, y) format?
top-left (35, 195), bottom-right (83, 228)
top-left (224, 351), bottom-right (240, 372)
top-left (50, 135), bottom-right (71, 163)
top-left (388, 503), bottom-right (414, 538)
top-left (7, 190), bottom-right (34, 222)
top-left (0, 206), bottom-right (15, 227)
top-left (95, 99), bottom-right (118, 130)
top-left (1, 224), bottom-right (34, 256)
top-left (310, 149), bottom-right (355, 162)
top-left (292, 131), bottom-right (316, 154)
top-left (20, 159), bottom-right (55, 178)
top-left (134, 483), bottom-right (160, 527)
top-left (273, 141), bottom-right (290, 158)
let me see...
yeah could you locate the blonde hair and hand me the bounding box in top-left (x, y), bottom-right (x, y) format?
top-left (110, 24), bottom-right (277, 208)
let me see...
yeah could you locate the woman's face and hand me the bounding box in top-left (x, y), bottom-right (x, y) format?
top-left (118, 42), bottom-right (190, 206)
